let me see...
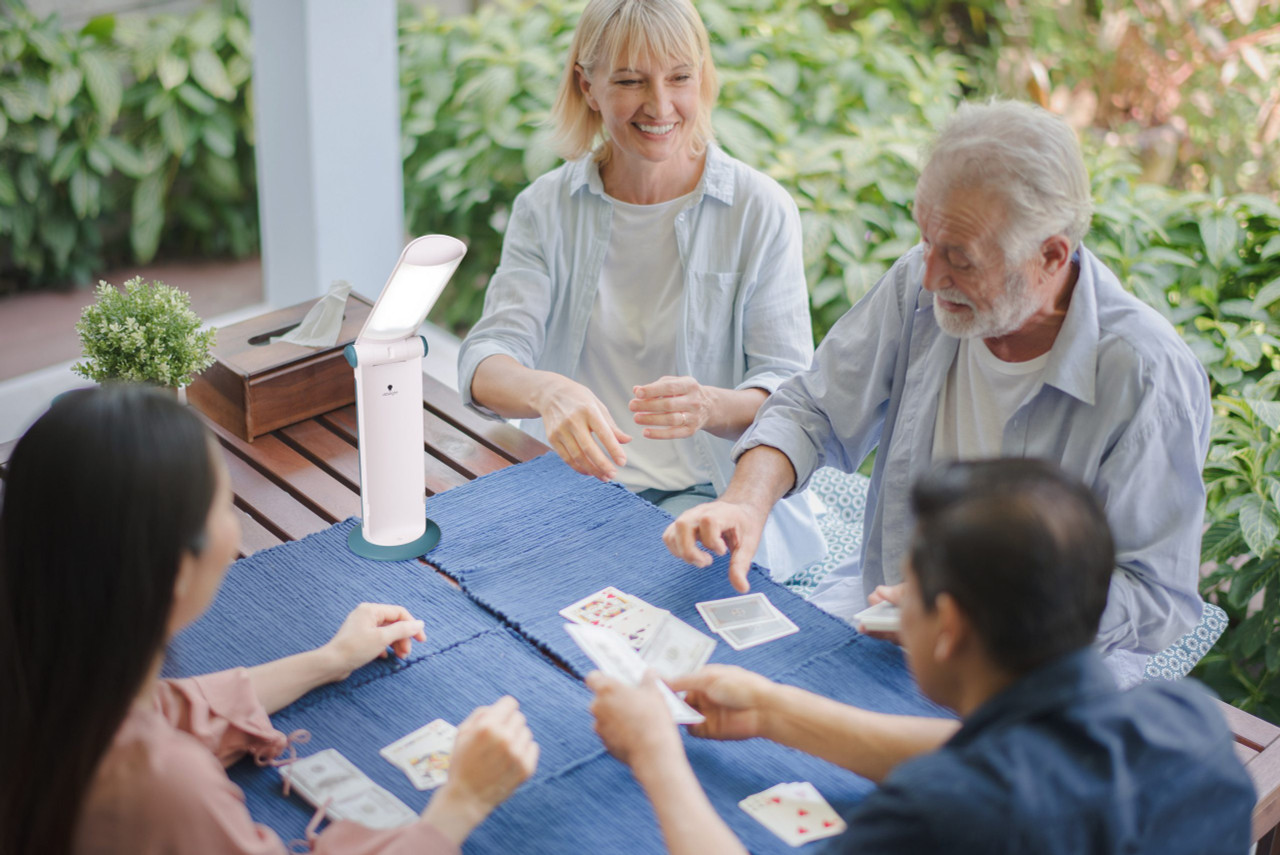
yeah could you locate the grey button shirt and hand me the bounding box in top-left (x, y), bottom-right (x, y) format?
top-left (737, 244), bottom-right (1211, 654)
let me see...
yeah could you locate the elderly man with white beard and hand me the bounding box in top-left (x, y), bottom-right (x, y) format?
top-left (663, 100), bottom-right (1211, 687)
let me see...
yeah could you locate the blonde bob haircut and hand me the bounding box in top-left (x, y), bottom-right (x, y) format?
top-left (550, 0), bottom-right (719, 164)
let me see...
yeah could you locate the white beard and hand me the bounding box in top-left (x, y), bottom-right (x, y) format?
top-left (933, 269), bottom-right (1039, 340)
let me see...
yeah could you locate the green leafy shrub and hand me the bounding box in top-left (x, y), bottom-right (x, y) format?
top-left (0, 0), bottom-right (256, 294)
top-left (73, 276), bottom-right (216, 386)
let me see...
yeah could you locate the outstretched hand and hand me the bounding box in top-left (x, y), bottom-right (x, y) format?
top-left (663, 499), bottom-right (765, 592)
top-left (322, 603), bottom-right (427, 681)
top-left (538, 376), bottom-right (631, 481)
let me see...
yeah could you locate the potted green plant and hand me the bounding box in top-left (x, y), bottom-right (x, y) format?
top-left (73, 277), bottom-right (217, 396)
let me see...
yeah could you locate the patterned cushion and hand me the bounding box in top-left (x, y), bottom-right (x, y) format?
top-left (787, 467), bottom-right (1227, 681)
top-left (784, 467), bottom-right (869, 597)
top-left (1143, 602), bottom-right (1229, 681)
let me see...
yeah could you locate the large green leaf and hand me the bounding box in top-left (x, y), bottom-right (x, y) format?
top-left (79, 50), bottom-right (122, 123)
top-left (190, 48), bottom-right (235, 100)
top-left (131, 171), bottom-right (167, 262)
top-left (1199, 211), bottom-right (1241, 269)
top-left (1239, 493), bottom-right (1280, 557)
top-left (157, 53), bottom-right (189, 90)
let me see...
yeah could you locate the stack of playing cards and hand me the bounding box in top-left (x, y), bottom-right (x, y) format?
top-left (560, 586), bottom-right (716, 680)
top-left (281, 748), bottom-right (418, 830)
top-left (853, 599), bottom-right (902, 633)
top-left (564, 623), bottom-right (706, 724)
top-left (739, 781), bottom-right (847, 847)
top-left (379, 719), bottom-right (458, 790)
top-left (696, 593), bottom-right (799, 650)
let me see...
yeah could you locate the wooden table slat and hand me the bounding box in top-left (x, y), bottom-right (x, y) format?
top-left (234, 506), bottom-right (284, 557)
top-left (278, 419), bottom-right (361, 491)
top-left (1251, 743), bottom-right (1280, 844)
top-left (206, 420), bottom-right (360, 523)
top-left (1220, 699), bottom-right (1280, 752)
top-left (421, 372), bottom-right (548, 464)
top-left (422, 407), bottom-right (513, 479)
top-left (320, 406), bottom-right (470, 495)
top-left (219, 448), bottom-right (331, 542)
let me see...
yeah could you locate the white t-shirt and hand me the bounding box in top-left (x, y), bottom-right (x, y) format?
top-left (931, 338), bottom-right (1050, 462)
top-left (576, 191), bottom-right (712, 492)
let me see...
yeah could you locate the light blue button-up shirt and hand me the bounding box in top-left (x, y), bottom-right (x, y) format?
top-left (458, 144), bottom-right (827, 579)
top-left (737, 244), bottom-right (1210, 655)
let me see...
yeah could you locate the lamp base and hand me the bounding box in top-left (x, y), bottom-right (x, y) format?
top-left (347, 520), bottom-right (441, 561)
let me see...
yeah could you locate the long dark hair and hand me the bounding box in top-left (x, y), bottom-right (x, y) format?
top-left (0, 385), bottom-right (217, 855)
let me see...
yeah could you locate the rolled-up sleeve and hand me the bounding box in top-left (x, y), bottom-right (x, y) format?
top-left (1093, 361), bottom-right (1210, 654)
top-left (735, 251), bottom-right (915, 493)
top-left (457, 191), bottom-right (554, 419)
top-left (736, 189), bottom-right (814, 395)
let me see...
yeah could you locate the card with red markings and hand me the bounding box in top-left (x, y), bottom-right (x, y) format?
top-left (559, 586), bottom-right (665, 651)
top-left (739, 781), bottom-right (847, 846)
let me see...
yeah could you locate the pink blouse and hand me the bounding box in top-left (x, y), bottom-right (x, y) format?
top-left (74, 668), bottom-right (459, 855)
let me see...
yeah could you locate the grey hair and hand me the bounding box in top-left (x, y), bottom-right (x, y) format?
top-left (917, 100), bottom-right (1093, 266)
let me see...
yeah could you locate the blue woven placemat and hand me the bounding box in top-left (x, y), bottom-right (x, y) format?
top-left (166, 454), bottom-right (950, 853)
top-left (163, 518), bottom-right (499, 691)
top-left (422, 454), bottom-right (912, 691)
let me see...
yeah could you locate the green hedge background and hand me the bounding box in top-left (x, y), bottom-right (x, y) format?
top-left (3, 0), bottom-right (1280, 721)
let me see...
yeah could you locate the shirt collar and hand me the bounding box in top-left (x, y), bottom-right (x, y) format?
top-left (948, 647), bottom-right (1117, 749)
top-left (1038, 247), bottom-right (1100, 405)
top-left (568, 142), bottom-right (735, 206)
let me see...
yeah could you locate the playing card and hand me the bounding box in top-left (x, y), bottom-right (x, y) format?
top-left (328, 785), bottom-right (420, 830)
top-left (740, 781), bottom-right (847, 846)
top-left (696, 593), bottom-right (777, 632)
top-left (853, 599), bottom-right (902, 633)
top-left (564, 623), bottom-right (705, 724)
top-left (379, 719), bottom-right (458, 790)
top-left (281, 748), bottom-right (370, 805)
top-left (281, 749), bottom-right (418, 830)
top-left (560, 587), bottom-right (667, 651)
top-left (719, 611), bottom-right (798, 650)
top-left (639, 614), bottom-right (716, 681)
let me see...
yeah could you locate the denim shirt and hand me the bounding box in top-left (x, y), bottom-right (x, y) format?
top-left (738, 244), bottom-right (1211, 654)
top-left (826, 649), bottom-right (1255, 855)
top-left (458, 144), bottom-right (826, 578)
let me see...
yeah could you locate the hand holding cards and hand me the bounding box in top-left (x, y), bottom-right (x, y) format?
top-left (853, 599), bottom-right (902, 633)
top-left (740, 781), bottom-right (847, 847)
top-left (565, 623), bottom-right (705, 724)
top-left (696, 593), bottom-right (798, 650)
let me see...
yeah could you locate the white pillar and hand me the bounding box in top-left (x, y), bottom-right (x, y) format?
top-left (249, 0), bottom-right (404, 307)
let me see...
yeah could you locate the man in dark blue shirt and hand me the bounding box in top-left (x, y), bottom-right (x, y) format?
top-left (587, 459), bottom-right (1256, 854)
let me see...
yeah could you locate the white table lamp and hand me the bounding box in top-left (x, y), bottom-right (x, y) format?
top-left (343, 235), bottom-right (466, 560)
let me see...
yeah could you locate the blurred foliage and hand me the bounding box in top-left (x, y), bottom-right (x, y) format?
top-left (0, 0), bottom-right (255, 293)
top-left (831, 0), bottom-right (1280, 195)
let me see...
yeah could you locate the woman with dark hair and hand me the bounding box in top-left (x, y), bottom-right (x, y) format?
top-left (0, 385), bottom-right (539, 855)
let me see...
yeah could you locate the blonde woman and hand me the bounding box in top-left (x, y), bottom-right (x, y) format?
top-left (458, 0), bottom-right (825, 579)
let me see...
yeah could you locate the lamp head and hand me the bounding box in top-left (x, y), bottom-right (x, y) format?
top-left (358, 235), bottom-right (467, 343)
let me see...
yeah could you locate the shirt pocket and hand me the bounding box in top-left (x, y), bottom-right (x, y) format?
top-left (687, 271), bottom-right (743, 378)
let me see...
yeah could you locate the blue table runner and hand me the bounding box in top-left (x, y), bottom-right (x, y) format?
top-left (166, 453), bottom-right (949, 852)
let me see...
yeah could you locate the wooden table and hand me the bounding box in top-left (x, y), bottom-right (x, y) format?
top-left (1, 375), bottom-right (1277, 850)
top-left (187, 369), bottom-right (546, 560)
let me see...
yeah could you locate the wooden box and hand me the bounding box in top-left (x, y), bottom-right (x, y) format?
top-left (188, 296), bottom-right (371, 441)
